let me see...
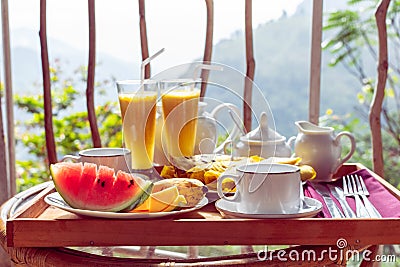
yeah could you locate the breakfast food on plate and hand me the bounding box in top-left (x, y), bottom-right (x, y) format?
top-left (51, 162), bottom-right (208, 214)
top-left (50, 162), bottom-right (153, 212)
top-left (266, 156), bottom-right (302, 165)
top-left (151, 178), bottom-right (207, 206)
top-left (298, 164), bottom-right (317, 181)
top-left (133, 185), bottom-right (187, 212)
top-left (266, 157), bottom-right (316, 181)
top-left (160, 155), bottom-right (317, 188)
top-left (130, 178), bottom-right (205, 213)
top-left (160, 155), bottom-right (261, 191)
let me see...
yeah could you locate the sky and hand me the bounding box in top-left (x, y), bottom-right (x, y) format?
top-left (7, 0), bottom-right (304, 74)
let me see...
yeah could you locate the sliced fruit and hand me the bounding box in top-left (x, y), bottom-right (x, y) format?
top-left (269, 157), bottom-right (302, 165)
top-left (152, 178), bottom-right (207, 206)
top-left (117, 171), bottom-right (153, 211)
top-left (299, 164), bottom-right (317, 181)
top-left (204, 169), bottom-right (220, 185)
top-left (149, 186), bottom-right (179, 212)
top-left (163, 195), bottom-right (187, 212)
top-left (77, 162), bottom-right (97, 201)
top-left (132, 198), bottom-right (150, 212)
top-left (249, 155), bottom-right (265, 162)
top-left (50, 162), bottom-right (153, 212)
top-left (50, 162), bottom-right (83, 207)
top-left (221, 177), bottom-right (236, 192)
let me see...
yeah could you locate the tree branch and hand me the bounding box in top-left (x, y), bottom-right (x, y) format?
top-left (40, 0), bottom-right (57, 165)
top-left (139, 0), bottom-right (150, 79)
top-left (308, 0), bottom-right (323, 124)
top-left (87, 0), bottom-right (101, 148)
top-left (200, 0), bottom-right (214, 98)
top-left (244, 0), bottom-right (255, 132)
top-left (369, 0), bottom-right (391, 177)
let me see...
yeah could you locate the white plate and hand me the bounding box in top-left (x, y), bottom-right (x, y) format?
top-left (215, 197), bottom-right (322, 219)
top-left (44, 192), bottom-right (208, 219)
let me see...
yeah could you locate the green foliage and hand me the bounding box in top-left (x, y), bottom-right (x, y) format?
top-left (323, 0), bottom-right (400, 187)
top-left (14, 62), bottom-right (122, 192)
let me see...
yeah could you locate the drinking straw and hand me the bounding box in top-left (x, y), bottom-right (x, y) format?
top-left (192, 63), bottom-right (223, 91)
top-left (228, 109), bottom-right (246, 136)
top-left (140, 48), bottom-right (165, 87)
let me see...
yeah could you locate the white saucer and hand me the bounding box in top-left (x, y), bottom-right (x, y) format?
top-left (215, 197), bottom-right (322, 219)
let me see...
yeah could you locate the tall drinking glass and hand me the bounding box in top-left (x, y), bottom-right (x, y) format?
top-left (160, 79), bottom-right (201, 163)
top-left (117, 80), bottom-right (158, 171)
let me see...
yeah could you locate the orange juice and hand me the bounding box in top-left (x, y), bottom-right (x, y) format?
top-left (118, 92), bottom-right (157, 169)
top-left (161, 89), bottom-right (200, 157)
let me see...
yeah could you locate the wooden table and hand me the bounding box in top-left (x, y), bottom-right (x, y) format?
top-left (1, 163), bottom-right (399, 266)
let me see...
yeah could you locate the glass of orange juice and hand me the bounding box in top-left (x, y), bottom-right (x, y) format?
top-left (159, 79), bottom-right (201, 163)
top-left (116, 80), bottom-right (158, 171)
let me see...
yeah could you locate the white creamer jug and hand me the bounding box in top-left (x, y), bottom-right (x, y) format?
top-left (288, 121), bottom-right (356, 182)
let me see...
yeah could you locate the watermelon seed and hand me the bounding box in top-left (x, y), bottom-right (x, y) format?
top-left (128, 179), bottom-right (135, 188)
top-left (101, 181), bottom-right (105, 187)
top-left (97, 178), bottom-right (100, 184)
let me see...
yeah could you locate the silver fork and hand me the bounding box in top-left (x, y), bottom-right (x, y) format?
top-left (343, 175), bottom-right (370, 218)
top-left (353, 175), bottom-right (382, 218)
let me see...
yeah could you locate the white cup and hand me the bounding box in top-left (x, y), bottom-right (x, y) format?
top-left (217, 163), bottom-right (301, 214)
top-left (62, 148), bottom-right (131, 172)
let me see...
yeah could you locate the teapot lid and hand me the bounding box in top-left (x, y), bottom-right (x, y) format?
top-left (241, 112), bottom-right (285, 143)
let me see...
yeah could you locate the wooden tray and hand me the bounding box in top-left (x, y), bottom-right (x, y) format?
top-left (5, 163), bottom-right (400, 248)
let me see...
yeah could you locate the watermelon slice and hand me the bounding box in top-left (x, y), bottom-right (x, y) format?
top-left (50, 162), bottom-right (153, 212)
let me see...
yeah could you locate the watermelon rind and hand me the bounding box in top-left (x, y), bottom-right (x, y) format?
top-left (102, 180), bottom-right (152, 212)
top-left (122, 181), bottom-right (153, 212)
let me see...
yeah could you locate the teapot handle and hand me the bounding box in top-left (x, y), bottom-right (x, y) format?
top-left (332, 131), bottom-right (356, 174)
top-left (222, 139), bottom-right (233, 155)
top-left (210, 103), bottom-right (242, 154)
top-left (287, 136), bottom-right (297, 152)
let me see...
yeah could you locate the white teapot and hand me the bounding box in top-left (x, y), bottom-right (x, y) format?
top-left (225, 112), bottom-right (292, 158)
top-left (194, 102), bottom-right (241, 155)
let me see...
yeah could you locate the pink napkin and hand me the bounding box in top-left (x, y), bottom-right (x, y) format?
top-left (304, 169), bottom-right (400, 218)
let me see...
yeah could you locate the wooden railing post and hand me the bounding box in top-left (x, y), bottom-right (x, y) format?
top-left (200, 0), bottom-right (214, 98)
top-left (0, 97), bottom-right (8, 203)
top-left (370, 0), bottom-right (391, 177)
top-left (244, 0), bottom-right (255, 132)
top-left (39, 0), bottom-right (57, 165)
top-left (1, 0), bottom-right (15, 198)
top-left (139, 0), bottom-right (150, 79)
top-left (309, 0), bottom-right (323, 125)
top-left (87, 0), bottom-right (101, 148)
